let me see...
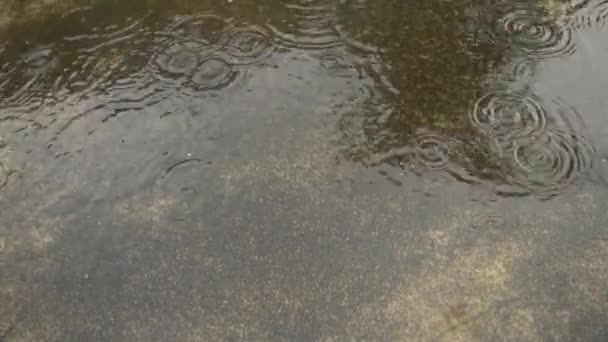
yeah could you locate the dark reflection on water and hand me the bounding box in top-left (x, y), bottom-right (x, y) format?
top-left (495, 6), bottom-right (575, 58)
top-left (335, 0), bottom-right (606, 199)
top-left (0, 0), bottom-right (606, 200)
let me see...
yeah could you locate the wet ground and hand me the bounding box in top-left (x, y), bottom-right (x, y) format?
top-left (2, 0), bottom-right (608, 340)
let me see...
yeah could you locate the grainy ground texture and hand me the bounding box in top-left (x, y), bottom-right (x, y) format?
top-left (2, 0), bottom-right (608, 341)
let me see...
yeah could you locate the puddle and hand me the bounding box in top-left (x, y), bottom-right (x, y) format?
top-left (2, 0), bottom-right (608, 340)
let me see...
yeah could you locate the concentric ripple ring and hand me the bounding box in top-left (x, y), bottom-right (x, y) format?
top-left (412, 132), bottom-right (451, 170)
top-left (186, 56), bottom-right (242, 91)
top-left (506, 130), bottom-right (593, 198)
top-left (470, 90), bottom-right (549, 143)
top-left (498, 9), bottom-right (575, 58)
top-left (223, 25), bottom-right (274, 65)
top-left (149, 41), bottom-right (205, 83)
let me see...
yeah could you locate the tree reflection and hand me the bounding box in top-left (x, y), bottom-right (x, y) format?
top-left (334, 0), bottom-right (592, 198)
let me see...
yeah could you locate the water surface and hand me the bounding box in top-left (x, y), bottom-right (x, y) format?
top-left (2, 0), bottom-right (608, 340)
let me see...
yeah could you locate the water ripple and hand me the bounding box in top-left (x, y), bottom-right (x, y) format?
top-left (268, 0), bottom-right (342, 51)
top-left (185, 56), bottom-right (242, 92)
top-left (471, 90), bottom-right (550, 143)
top-left (474, 90), bottom-right (588, 142)
top-left (508, 57), bottom-right (539, 85)
top-left (0, 45), bottom-right (60, 129)
top-left (1, 9), bottom-right (274, 143)
top-left (411, 132), bottom-right (451, 170)
top-left (60, 7), bottom-right (149, 53)
top-left (567, 0), bottom-right (608, 30)
top-left (467, 88), bottom-right (601, 198)
top-left (223, 25), bottom-right (275, 65)
top-left (148, 41), bottom-right (205, 84)
top-left (52, 52), bottom-right (129, 99)
top-left (497, 8), bottom-right (575, 58)
top-left (369, 131), bottom-right (452, 172)
top-left (333, 24), bottom-right (382, 54)
top-left (167, 13), bottom-right (231, 45)
top-left (500, 130), bottom-right (594, 199)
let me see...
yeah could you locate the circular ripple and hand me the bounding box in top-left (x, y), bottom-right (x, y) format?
top-left (267, 0), bottom-right (342, 51)
top-left (267, 24), bottom-right (343, 51)
top-left (471, 90), bottom-right (549, 143)
top-left (568, 0), bottom-right (608, 30)
top-left (186, 57), bottom-right (241, 91)
top-left (149, 41), bottom-right (204, 83)
top-left (498, 9), bottom-right (575, 58)
top-left (224, 26), bottom-right (274, 64)
top-left (509, 58), bottom-right (539, 85)
top-left (506, 130), bottom-right (593, 198)
top-left (412, 132), bottom-right (451, 170)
